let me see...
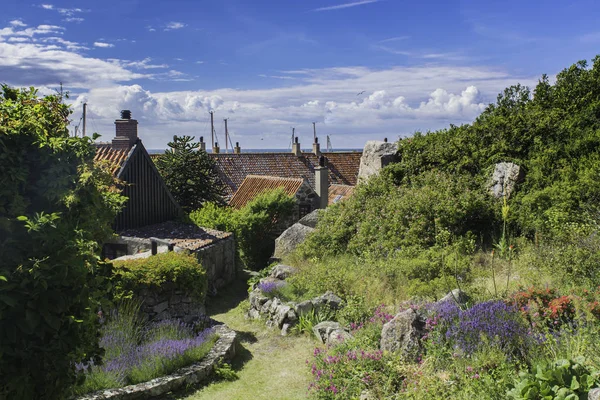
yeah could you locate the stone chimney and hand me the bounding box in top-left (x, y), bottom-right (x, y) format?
top-left (315, 155), bottom-right (328, 209)
top-left (199, 136), bottom-right (206, 152)
top-left (292, 137), bottom-right (301, 156)
top-left (112, 110), bottom-right (138, 150)
top-left (213, 142), bottom-right (220, 154)
top-left (312, 137), bottom-right (321, 156)
top-left (234, 142), bottom-right (241, 154)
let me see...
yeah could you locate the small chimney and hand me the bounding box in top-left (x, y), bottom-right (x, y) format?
top-left (199, 136), bottom-right (206, 151)
top-left (313, 137), bottom-right (320, 156)
top-left (292, 136), bottom-right (301, 156)
top-left (213, 142), bottom-right (220, 154)
top-left (315, 155), bottom-right (328, 209)
top-left (112, 110), bottom-right (138, 150)
top-left (384, 137), bottom-right (388, 143)
top-left (234, 141), bottom-right (241, 154)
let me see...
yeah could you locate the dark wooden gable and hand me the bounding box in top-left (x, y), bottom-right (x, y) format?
top-left (114, 141), bottom-right (181, 231)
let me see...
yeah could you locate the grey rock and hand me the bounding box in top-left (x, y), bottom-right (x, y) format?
top-left (313, 291), bottom-right (343, 311)
top-left (438, 289), bottom-right (471, 306)
top-left (275, 305), bottom-right (291, 328)
top-left (249, 289), bottom-right (269, 309)
top-left (358, 140), bottom-right (397, 182)
top-left (274, 223), bottom-right (315, 258)
top-left (380, 309), bottom-right (426, 362)
top-left (589, 388), bottom-right (600, 400)
top-left (270, 264), bottom-right (297, 280)
top-left (247, 308), bottom-right (260, 319)
top-left (295, 300), bottom-right (314, 317)
top-left (260, 299), bottom-right (273, 315)
top-left (153, 301), bottom-right (169, 314)
top-left (489, 162), bottom-right (523, 199)
top-left (298, 209), bottom-right (320, 229)
top-left (269, 298), bottom-right (282, 315)
top-left (313, 321), bottom-right (342, 344)
top-left (281, 323), bottom-right (292, 336)
top-left (360, 390), bottom-right (375, 400)
top-left (286, 308), bottom-right (298, 323)
top-left (327, 329), bottom-right (352, 344)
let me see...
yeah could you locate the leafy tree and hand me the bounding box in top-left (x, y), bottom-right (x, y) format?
top-left (155, 135), bottom-right (225, 212)
top-left (0, 86), bottom-right (125, 399)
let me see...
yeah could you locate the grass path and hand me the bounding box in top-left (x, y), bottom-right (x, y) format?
top-left (182, 273), bottom-right (314, 400)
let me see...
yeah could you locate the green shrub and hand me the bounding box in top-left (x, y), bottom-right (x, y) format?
top-left (191, 188), bottom-right (295, 270)
top-left (507, 357), bottom-right (600, 399)
top-left (111, 252), bottom-right (207, 302)
top-left (0, 86), bottom-right (125, 399)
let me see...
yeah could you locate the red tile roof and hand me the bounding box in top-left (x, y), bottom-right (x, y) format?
top-left (94, 143), bottom-right (132, 177)
top-left (229, 175), bottom-right (305, 209)
top-left (328, 184), bottom-right (355, 205)
top-left (210, 152), bottom-right (362, 196)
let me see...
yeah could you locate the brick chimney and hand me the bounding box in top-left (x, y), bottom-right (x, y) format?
top-left (313, 137), bottom-right (321, 156)
top-left (112, 110), bottom-right (138, 150)
top-left (234, 142), bottom-right (241, 154)
top-left (315, 155), bottom-right (328, 209)
top-left (292, 137), bottom-right (301, 156)
top-left (199, 136), bottom-right (206, 151)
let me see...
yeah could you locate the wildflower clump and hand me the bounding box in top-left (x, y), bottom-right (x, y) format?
top-left (428, 300), bottom-right (530, 358)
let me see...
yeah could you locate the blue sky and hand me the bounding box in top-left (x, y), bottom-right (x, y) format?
top-left (1, 0), bottom-right (599, 149)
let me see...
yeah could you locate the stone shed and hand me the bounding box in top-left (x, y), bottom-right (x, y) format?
top-left (104, 221), bottom-right (236, 290)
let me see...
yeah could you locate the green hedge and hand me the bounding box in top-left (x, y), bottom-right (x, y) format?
top-left (111, 252), bottom-right (207, 302)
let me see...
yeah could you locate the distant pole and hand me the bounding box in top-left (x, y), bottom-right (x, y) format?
top-left (312, 122), bottom-right (317, 143)
top-left (224, 118), bottom-right (229, 154)
top-left (292, 127), bottom-right (295, 147)
top-left (210, 111), bottom-right (215, 152)
top-left (82, 103), bottom-right (87, 137)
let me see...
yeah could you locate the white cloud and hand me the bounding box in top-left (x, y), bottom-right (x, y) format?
top-left (313, 0), bottom-right (380, 12)
top-left (64, 17), bottom-right (84, 23)
top-left (165, 22), bottom-right (186, 31)
top-left (125, 57), bottom-right (169, 69)
top-left (40, 36), bottom-right (88, 51)
top-left (9, 20), bottom-right (27, 27)
top-left (41, 4), bottom-right (54, 9)
top-left (68, 65), bottom-right (534, 149)
top-left (57, 7), bottom-right (83, 16)
top-left (94, 41), bottom-right (114, 48)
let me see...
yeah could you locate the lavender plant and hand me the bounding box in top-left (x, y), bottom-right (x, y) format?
top-left (74, 309), bottom-right (218, 394)
top-left (429, 300), bottom-right (531, 359)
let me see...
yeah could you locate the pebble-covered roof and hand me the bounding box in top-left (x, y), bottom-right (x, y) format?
top-left (119, 221), bottom-right (231, 251)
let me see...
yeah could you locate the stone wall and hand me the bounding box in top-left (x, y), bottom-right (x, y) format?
top-left (137, 282), bottom-right (205, 324)
top-left (195, 235), bottom-right (236, 290)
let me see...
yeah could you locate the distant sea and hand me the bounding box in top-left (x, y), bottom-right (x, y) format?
top-left (147, 148), bottom-right (362, 154)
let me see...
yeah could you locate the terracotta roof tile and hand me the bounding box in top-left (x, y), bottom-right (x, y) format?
top-left (210, 152), bottom-right (362, 196)
top-left (229, 175), bottom-right (305, 209)
top-left (94, 143), bottom-right (132, 176)
top-left (328, 184), bottom-right (355, 205)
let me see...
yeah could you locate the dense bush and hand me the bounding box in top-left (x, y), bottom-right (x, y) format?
top-left (0, 86), bottom-right (125, 399)
top-left (111, 252), bottom-right (207, 302)
top-left (155, 135), bottom-right (225, 212)
top-left (190, 188), bottom-right (296, 270)
top-left (298, 170), bottom-right (494, 259)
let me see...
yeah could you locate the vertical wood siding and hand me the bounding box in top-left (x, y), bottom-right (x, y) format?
top-left (114, 144), bottom-right (180, 231)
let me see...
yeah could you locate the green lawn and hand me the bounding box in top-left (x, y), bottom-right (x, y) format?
top-left (182, 272), bottom-right (314, 400)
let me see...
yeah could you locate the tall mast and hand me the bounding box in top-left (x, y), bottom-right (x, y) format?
top-left (210, 111), bottom-right (215, 152)
top-left (224, 118), bottom-right (229, 154)
top-left (82, 103), bottom-right (87, 137)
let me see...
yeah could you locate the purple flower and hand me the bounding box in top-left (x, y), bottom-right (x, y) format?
top-left (257, 280), bottom-right (284, 294)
